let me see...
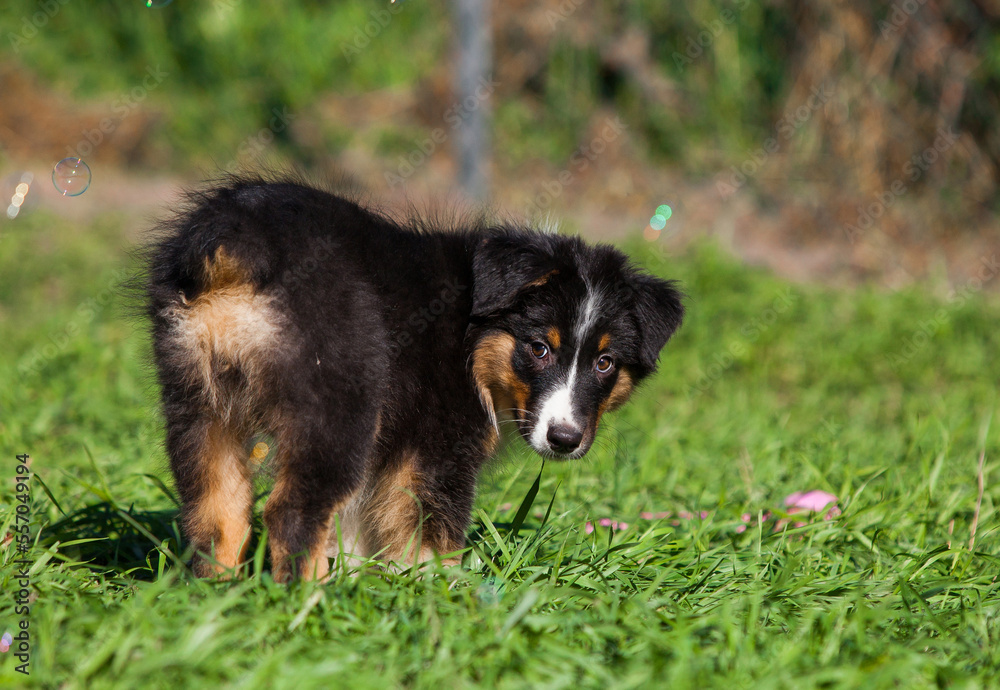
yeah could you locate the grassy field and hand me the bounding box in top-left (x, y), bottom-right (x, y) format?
top-left (1, 208), bottom-right (998, 689)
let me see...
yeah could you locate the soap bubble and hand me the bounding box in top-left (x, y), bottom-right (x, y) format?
top-left (645, 201), bottom-right (678, 241)
top-left (6, 172), bottom-right (34, 219)
top-left (248, 434), bottom-right (277, 468)
top-left (52, 158), bottom-right (91, 197)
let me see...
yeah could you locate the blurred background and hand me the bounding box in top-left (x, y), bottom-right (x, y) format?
top-left (0, 0), bottom-right (998, 285)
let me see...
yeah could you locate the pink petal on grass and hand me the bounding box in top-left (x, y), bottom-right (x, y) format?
top-left (617, 522), bottom-right (629, 530)
top-left (640, 511), bottom-right (671, 520)
top-left (585, 522), bottom-right (594, 534)
top-left (736, 525), bottom-right (747, 534)
top-left (785, 490), bottom-right (838, 514)
top-left (498, 503), bottom-right (512, 511)
top-left (699, 511), bottom-right (709, 519)
top-left (599, 518), bottom-right (613, 527)
top-left (741, 513), bottom-right (752, 523)
top-left (678, 511), bottom-right (694, 520)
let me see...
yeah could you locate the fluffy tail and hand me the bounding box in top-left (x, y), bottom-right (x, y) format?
top-left (145, 177), bottom-right (287, 314)
top-left (145, 177), bottom-right (295, 422)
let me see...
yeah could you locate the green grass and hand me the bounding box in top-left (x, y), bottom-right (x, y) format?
top-left (1, 209), bottom-right (998, 689)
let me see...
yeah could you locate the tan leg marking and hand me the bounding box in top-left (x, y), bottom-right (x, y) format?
top-left (264, 468), bottom-right (349, 582)
top-left (187, 422), bottom-right (253, 578)
top-left (325, 488), bottom-right (365, 564)
top-left (364, 454), bottom-right (462, 567)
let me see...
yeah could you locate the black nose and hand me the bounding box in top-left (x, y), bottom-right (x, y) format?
top-left (547, 424), bottom-right (584, 453)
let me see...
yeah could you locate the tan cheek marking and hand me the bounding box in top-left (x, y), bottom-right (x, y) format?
top-left (547, 327), bottom-right (561, 349)
top-left (505, 370), bottom-right (530, 417)
top-left (481, 426), bottom-right (500, 456)
top-left (188, 423), bottom-right (253, 578)
top-left (598, 369), bottom-right (634, 418)
top-left (598, 333), bottom-right (611, 351)
top-left (472, 332), bottom-right (530, 421)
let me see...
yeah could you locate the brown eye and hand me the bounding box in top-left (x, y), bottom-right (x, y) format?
top-left (596, 355), bottom-right (614, 373)
top-left (530, 341), bottom-right (549, 359)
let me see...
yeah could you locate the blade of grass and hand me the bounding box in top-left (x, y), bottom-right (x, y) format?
top-left (510, 462), bottom-right (544, 539)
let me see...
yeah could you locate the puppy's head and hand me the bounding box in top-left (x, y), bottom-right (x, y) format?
top-left (469, 229), bottom-right (684, 459)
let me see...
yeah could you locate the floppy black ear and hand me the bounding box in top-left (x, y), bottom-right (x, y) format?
top-left (471, 233), bottom-right (556, 319)
top-left (631, 273), bottom-right (685, 372)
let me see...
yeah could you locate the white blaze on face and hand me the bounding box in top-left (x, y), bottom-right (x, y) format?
top-left (530, 287), bottom-right (603, 454)
top-left (530, 360), bottom-right (580, 453)
top-left (573, 288), bottom-right (602, 345)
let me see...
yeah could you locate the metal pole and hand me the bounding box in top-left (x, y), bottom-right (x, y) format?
top-left (453, 0), bottom-right (491, 201)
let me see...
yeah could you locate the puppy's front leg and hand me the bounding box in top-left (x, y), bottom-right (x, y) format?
top-left (361, 448), bottom-right (480, 568)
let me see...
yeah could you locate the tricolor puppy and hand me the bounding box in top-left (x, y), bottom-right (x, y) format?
top-left (146, 178), bottom-right (684, 581)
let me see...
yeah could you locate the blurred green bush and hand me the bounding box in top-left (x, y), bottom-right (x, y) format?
top-left (2, 0), bottom-right (998, 223)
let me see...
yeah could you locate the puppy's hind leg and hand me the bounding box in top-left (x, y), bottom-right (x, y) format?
top-left (264, 397), bottom-right (378, 582)
top-left (165, 413), bottom-right (253, 579)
